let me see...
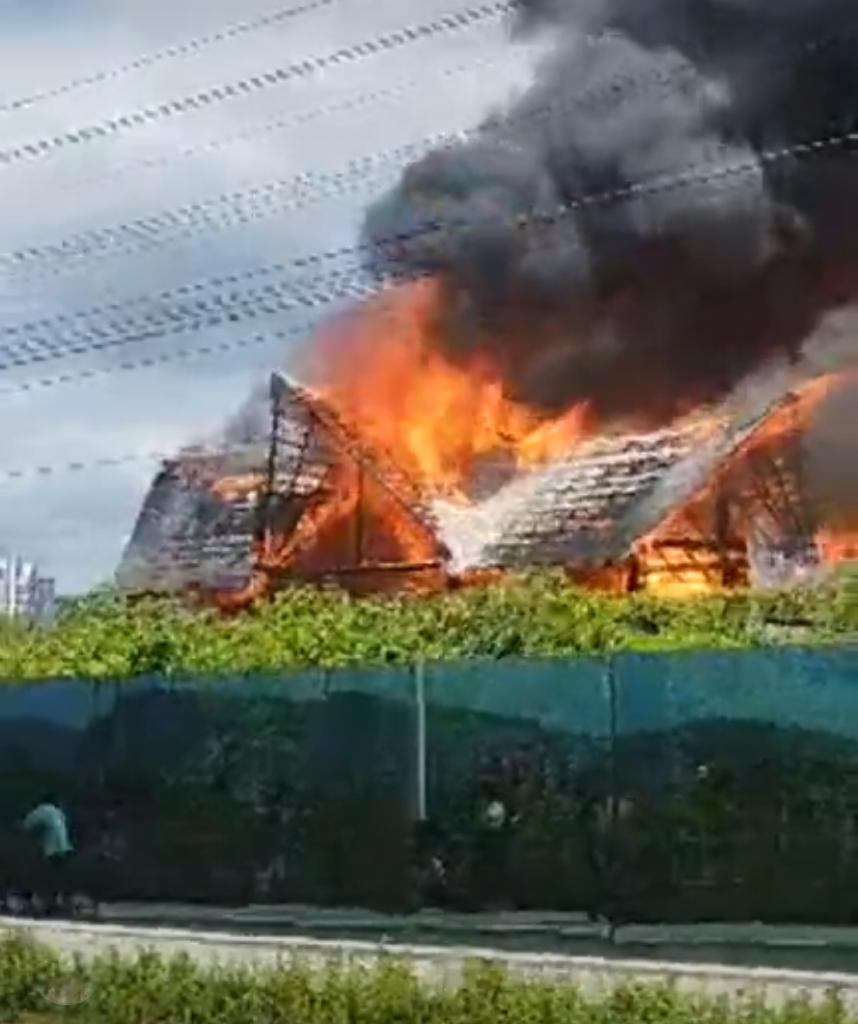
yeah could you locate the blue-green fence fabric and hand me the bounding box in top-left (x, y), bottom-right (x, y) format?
top-left (423, 657), bottom-right (611, 913)
top-left (613, 648), bottom-right (858, 923)
top-left (115, 669), bottom-right (416, 906)
top-left (0, 646), bottom-right (855, 920)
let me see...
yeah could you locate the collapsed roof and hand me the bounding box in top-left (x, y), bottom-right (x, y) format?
top-left (116, 370), bottom-right (825, 595)
top-left (116, 375), bottom-right (441, 594)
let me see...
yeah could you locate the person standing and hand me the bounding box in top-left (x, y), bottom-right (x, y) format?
top-left (22, 795), bottom-right (74, 915)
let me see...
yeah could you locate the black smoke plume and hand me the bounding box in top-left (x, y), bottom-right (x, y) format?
top-left (363, 0), bottom-right (858, 424)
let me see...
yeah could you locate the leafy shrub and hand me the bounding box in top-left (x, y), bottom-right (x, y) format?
top-left (0, 933), bottom-right (852, 1024)
top-left (0, 572), bottom-right (851, 682)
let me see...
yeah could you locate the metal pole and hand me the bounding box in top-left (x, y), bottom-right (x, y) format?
top-left (415, 662), bottom-right (427, 821)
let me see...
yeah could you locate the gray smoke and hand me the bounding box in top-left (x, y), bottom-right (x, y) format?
top-left (804, 378), bottom-right (858, 529)
top-left (220, 382), bottom-right (271, 447)
top-left (363, 0), bottom-right (858, 422)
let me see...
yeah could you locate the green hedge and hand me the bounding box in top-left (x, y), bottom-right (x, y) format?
top-left (0, 570), bottom-right (853, 681)
top-left (0, 934), bottom-right (851, 1024)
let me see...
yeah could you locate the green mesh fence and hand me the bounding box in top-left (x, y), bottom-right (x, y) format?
top-left (0, 646), bottom-right (855, 922)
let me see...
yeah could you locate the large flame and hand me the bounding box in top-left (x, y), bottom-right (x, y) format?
top-left (634, 371), bottom-right (857, 597)
top-left (304, 279), bottom-right (592, 499)
top-left (200, 282), bottom-right (854, 608)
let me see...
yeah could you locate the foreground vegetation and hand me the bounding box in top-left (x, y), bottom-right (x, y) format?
top-left (0, 934), bottom-right (853, 1024)
top-left (0, 570), bottom-right (853, 681)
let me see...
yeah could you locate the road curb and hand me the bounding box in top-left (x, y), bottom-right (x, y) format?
top-left (3, 915), bottom-right (858, 1011)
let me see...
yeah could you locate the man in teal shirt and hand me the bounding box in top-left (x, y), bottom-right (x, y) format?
top-left (22, 795), bottom-right (74, 914)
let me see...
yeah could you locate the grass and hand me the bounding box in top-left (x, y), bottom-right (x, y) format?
top-left (0, 570), bottom-right (853, 681)
top-left (0, 933), bottom-right (854, 1024)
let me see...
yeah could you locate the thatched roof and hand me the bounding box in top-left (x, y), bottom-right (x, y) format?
top-left (438, 384), bottom-right (807, 571)
top-left (117, 369), bottom-right (818, 593)
top-left (116, 375), bottom-right (440, 594)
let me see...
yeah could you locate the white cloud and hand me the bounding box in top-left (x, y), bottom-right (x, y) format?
top-left (0, 0), bottom-right (542, 593)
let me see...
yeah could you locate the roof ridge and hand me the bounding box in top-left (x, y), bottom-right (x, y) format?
top-left (270, 374), bottom-right (442, 540)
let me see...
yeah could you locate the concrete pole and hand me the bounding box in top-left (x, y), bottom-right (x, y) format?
top-left (415, 662), bottom-right (427, 821)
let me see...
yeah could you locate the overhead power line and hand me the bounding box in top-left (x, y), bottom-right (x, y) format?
top-left (4, 20), bottom-right (854, 284)
top-left (0, 450), bottom-right (164, 484)
top-left (2, 122), bottom-right (855, 368)
top-left (0, 120), bottom-right (853, 409)
top-left (0, 267), bottom-right (381, 371)
top-left (0, 437), bottom-right (277, 486)
top-left (0, 129), bottom-right (854, 480)
top-left (14, 10), bottom-right (854, 196)
top-left (41, 51), bottom-right (514, 200)
top-left (1, 55), bottom-right (699, 285)
top-left (0, 319), bottom-right (316, 398)
top-left (0, 138), bottom-right (439, 284)
top-left (0, 1), bottom-right (515, 170)
top-left (0, 0), bottom-right (338, 117)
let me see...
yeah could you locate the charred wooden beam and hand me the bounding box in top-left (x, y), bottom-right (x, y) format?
top-left (269, 560), bottom-right (444, 578)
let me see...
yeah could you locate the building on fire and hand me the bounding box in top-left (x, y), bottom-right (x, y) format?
top-left (116, 372), bottom-right (854, 605)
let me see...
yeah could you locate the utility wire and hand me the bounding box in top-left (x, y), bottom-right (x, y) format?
top-left (26, 52), bottom-right (514, 200)
top-left (0, 320), bottom-right (315, 397)
top-left (1, 54), bottom-right (699, 284)
top-left (0, 141), bottom-right (435, 283)
top-left (0, 0), bottom-right (338, 117)
top-left (5, 11), bottom-right (855, 279)
top-left (1, 121), bottom-right (855, 378)
top-left (10, 10), bottom-right (855, 192)
top-left (0, 120), bottom-right (853, 480)
top-left (0, 268), bottom-right (382, 371)
top-left (0, 437), bottom-right (279, 486)
top-left (0, 1), bottom-right (515, 170)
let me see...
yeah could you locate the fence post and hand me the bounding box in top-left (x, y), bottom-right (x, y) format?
top-left (415, 662), bottom-right (427, 821)
top-left (606, 653), bottom-right (620, 942)
top-left (607, 654), bottom-right (618, 835)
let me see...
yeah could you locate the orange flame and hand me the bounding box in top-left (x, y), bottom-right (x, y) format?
top-left (305, 279), bottom-right (592, 498)
top-left (817, 528), bottom-right (858, 565)
top-left (633, 370), bottom-right (856, 597)
top-left (200, 279), bottom-right (854, 609)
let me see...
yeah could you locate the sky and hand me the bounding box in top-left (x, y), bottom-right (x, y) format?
top-left (0, 0), bottom-right (543, 593)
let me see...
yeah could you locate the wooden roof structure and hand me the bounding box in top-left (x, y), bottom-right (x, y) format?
top-left (116, 375), bottom-right (443, 595)
top-left (118, 371), bottom-right (826, 596)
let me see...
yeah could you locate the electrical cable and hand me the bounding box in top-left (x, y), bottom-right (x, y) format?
top-left (0, 1), bottom-right (515, 170)
top-left (0, 140), bottom-right (437, 283)
top-left (2, 121), bottom-right (855, 379)
top-left (5, 10), bottom-right (855, 280)
top-left (0, 437), bottom-right (279, 486)
top-left (0, 0), bottom-right (338, 116)
top-left (0, 319), bottom-right (314, 397)
top-left (34, 51), bottom-right (513, 200)
top-left (0, 268), bottom-right (382, 371)
top-left (1, 53), bottom-right (700, 284)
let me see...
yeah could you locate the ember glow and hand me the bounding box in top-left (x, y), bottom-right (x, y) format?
top-left (303, 278), bottom-right (593, 500)
top-left (818, 529), bottom-right (858, 565)
top-left (631, 371), bottom-right (858, 596)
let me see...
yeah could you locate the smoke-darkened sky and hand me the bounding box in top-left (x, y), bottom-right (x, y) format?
top-left (365, 0), bottom-right (858, 422)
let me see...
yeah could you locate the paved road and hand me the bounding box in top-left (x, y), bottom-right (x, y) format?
top-left (75, 902), bottom-right (858, 974)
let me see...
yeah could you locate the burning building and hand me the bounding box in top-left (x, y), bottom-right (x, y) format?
top-left (117, 367), bottom-right (855, 604)
top-left (120, 0), bottom-right (857, 602)
top-left (118, 375), bottom-right (450, 605)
